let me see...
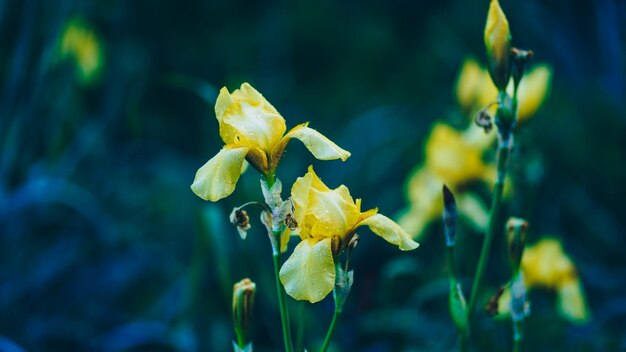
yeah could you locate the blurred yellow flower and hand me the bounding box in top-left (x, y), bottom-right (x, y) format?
top-left (280, 166), bottom-right (418, 303)
top-left (398, 123), bottom-right (493, 239)
top-left (191, 83), bottom-right (350, 202)
top-left (498, 238), bottom-right (590, 323)
top-left (59, 18), bottom-right (104, 85)
top-left (456, 58), bottom-right (552, 122)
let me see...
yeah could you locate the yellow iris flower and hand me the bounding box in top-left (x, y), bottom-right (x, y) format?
top-left (398, 123), bottom-right (492, 239)
top-left (59, 18), bottom-right (104, 85)
top-left (499, 238), bottom-right (590, 323)
top-left (456, 57), bottom-right (552, 122)
top-left (279, 166), bottom-right (419, 303)
top-left (191, 83), bottom-right (350, 202)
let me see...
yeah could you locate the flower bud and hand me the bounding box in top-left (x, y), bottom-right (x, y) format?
top-left (232, 278), bottom-right (256, 337)
top-left (449, 279), bottom-right (469, 334)
top-left (484, 0), bottom-right (512, 91)
top-left (506, 217), bottom-right (528, 273)
top-left (442, 185), bottom-right (457, 246)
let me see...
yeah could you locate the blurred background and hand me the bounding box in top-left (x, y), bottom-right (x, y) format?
top-left (1, 0), bottom-right (625, 351)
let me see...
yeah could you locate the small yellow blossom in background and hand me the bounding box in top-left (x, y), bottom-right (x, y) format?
top-left (498, 238), bottom-right (590, 323)
top-left (58, 18), bottom-right (104, 85)
top-left (191, 83), bottom-right (350, 202)
top-left (279, 166), bottom-right (418, 303)
top-left (397, 123), bottom-right (493, 239)
top-left (456, 57), bottom-right (552, 122)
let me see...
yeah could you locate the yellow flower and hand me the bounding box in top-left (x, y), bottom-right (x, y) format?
top-left (484, 0), bottom-right (511, 90)
top-left (515, 65), bottom-right (552, 122)
top-left (398, 123), bottom-right (493, 239)
top-left (59, 18), bottom-right (104, 85)
top-left (498, 238), bottom-right (590, 323)
top-left (191, 83), bottom-right (351, 202)
top-left (456, 58), bottom-right (552, 122)
top-left (279, 166), bottom-right (418, 303)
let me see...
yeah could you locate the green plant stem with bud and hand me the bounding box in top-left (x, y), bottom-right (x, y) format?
top-left (264, 174), bottom-right (294, 352)
top-left (513, 319), bottom-right (523, 352)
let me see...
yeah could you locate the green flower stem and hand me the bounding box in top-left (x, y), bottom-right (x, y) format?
top-left (320, 306), bottom-right (340, 352)
top-left (467, 141), bottom-right (510, 318)
top-left (272, 247), bottom-right (294, 352)
top-left (513, 320), bottom-right (523, 352)
top-left (458, 333), bottom-right (468, 352)
top-left (234, 326), bottom-right (246, 349)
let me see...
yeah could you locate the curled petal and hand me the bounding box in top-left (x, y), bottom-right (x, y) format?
top-left (191, 146), bottom-right (249, 201)
top-left (279, 238), bottom-right (335, 303)
top-left (357, 213), bottom-right (419, 251)
top-left (272, 123), bottom-right (350, 169)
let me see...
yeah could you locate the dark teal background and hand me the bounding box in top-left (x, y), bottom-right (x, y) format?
top-left (1, 0), bottom-right (625, 350)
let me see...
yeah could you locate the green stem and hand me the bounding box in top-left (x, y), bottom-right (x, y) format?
top-left (458, 333), bottom-right (468, 352)
top-left (234, 326), bottom-right (246, 349)
top-left (273, 251), bottom-right (294, 352)
top-left (320, 307), bottom-right (340, 352)
top-left (512, 320), bottom-right (523, 352)
top-left (467, 143), bottom-right (510, 318)
top-left (295, 303), bottom-right (306, 352)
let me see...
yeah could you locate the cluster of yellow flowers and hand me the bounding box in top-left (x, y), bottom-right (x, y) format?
top-left (58, 18), bottom-right (104, 85)
top-left (397, 57), bottom-right (552, 239)
top-left (191, 83), bottom-right (419, 303)
top-left (499, 238), bottom-right (590, 323)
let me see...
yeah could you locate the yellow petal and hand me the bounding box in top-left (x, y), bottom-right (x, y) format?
top-left (456, 192), bottom-right (489, 232)
top-left (517, 65), bottom-right (552, 122)
top-left (215, 83), bottom-right (286, 152)
top-left (272, 123), bottom-right (350, 169)
top-left (309, 184), bottom-right (360, 240)
top-left (425, 123), bottom-right (489, 185)
top-left (291, 172), bottom-right (314, 238)
top-left (191, 146), bottom-right (249, 201)
top-left (456, 58), bottom-right (483, 110)
top-left (557, 278), bottom-right (590, 324)
top-left (280, 228), bottom-right (291, 253)
top-left (396, 207), bottom-right (430, 240)
top-left (279, 238), bottom-right (335, 303)
top-left (357, 213), bottom-right (419, 251)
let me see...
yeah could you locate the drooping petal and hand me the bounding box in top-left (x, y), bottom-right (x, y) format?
top-left (191, 146), bottom-right (249, 201)
top-left (456, 58), bottom-right (483, 110)
top-left (516, 65), bottom-right (552, 122)
top-left (279, 238), bottom-right (335, 303)
top-left (272, 123), bottom-right (350, 169)
top-left (216, 83), bottom-right (286, 152)
top-left (557, 278), bottom-right (590, 324)
top-left (357, 213), bottom-right (419, 251)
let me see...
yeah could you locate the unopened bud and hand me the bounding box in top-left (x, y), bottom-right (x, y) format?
top-left (230, 208), bottom-right (251, 239)
top-left (442, 185), bottom-right (457, 246)
top-left (511, 48), bottom-right (534, 92)
top-left (449, 279), bottom-right (469, 333)
top-left (506, 217), bottom-right (528, 273)
top-left (348, 234), bottom-right (360, 252)
top-left (232, 278), bottom-right (256, 336)
top-left (484, 0), bottom-right (512, 91)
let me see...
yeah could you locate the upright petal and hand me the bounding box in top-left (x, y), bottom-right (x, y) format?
top-left (291, 172), bottom-right (314, 237)
top-left (517, 65), bottom-right (552, 122)
top-left (309, 185), bottom-right (360, 240)
top-left (272, 123), bottom-right (350, 169)
top-left (191, 146), bottom-right (249, 201)
top-left (216, 83), bottom-right (287, 152)
top-left (357, 213), bottom-right (419, 251)
top-left (279, 238), bottom-right (335, 303)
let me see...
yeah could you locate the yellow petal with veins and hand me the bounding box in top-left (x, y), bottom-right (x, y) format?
top-left (215, 83), bottom-right (286, 152)
top-left (357, 213), bottom-right (419, 251)
top-left (308, 184), bottom-right (360, 240)
top-left (191, 146), bottom-right (249, 201)
top-left (279, 238), bottom-right (335, 303)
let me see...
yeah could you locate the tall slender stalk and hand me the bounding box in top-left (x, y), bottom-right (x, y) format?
top-left (320, 303), bottom-right (340, 352)
top-left (272, 250), bottom-right (294, 352)
top-left (467, 142), bottom-right (510, 317)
